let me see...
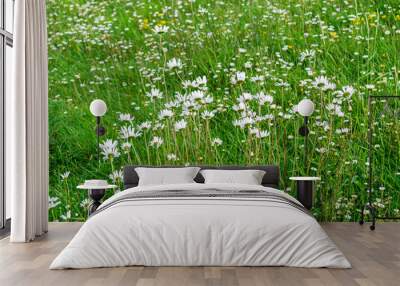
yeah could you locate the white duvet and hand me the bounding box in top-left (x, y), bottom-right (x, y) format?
top-left (50, 183), bottom-right (351, 269)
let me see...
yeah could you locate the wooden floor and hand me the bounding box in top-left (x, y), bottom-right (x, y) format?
top-left (0, 223), bottom-right (399, 286)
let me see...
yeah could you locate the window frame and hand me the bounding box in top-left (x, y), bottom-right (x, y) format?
top-left (0, 0), bottom-right (14, 233)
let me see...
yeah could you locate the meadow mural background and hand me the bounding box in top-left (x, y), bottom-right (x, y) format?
top-left (47, 0), bottom-right (400, 222)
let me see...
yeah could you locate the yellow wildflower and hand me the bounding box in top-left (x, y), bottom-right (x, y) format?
top-left (352, 17), bottom-right (362, 25)
top-left (141, 18), bottom-right (149, 30)
top-left (395, 15), bottom-right (400, 21)
top-left (330, 32), bottom-right (338, 39)
top-left (157, 20), bottom-right (167, 26)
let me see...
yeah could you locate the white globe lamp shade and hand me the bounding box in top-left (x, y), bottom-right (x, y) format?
top-left (90, 99), bottom-right (107, 117)
top-left (297, 99), bottom-right (315, 117)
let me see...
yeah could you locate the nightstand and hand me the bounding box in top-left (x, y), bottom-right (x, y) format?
top-left (77, 180), bottom-right (117, 215)
top-left (289, 177), bottom-right (321, 210)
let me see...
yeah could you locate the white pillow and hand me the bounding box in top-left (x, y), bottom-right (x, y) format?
top-left (200, 169), bottom-right (266, 185)
top-left (135, 167), bottom-right (200, 186)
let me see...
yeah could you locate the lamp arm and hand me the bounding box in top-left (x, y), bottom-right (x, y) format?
top-left (95, 116), bottom-right (106, 164)
top-left (97, 117), bottom-right (100, 164)
top-left (304, 116), bottom-right (308, 174)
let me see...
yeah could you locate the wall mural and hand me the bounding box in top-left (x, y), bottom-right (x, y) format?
top-left (47, 0), bottom-right (400, 222)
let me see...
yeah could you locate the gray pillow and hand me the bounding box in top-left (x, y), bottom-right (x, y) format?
top-left (200, 169), bottom-right (266, 185)
top-left (135, 167), bottom-right (200, 186)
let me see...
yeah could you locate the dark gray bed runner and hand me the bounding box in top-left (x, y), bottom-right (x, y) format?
top-left (91, 189), bottom-right (311, 217)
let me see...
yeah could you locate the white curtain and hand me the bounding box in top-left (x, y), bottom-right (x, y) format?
top-left (7, 0), bottom-right (49, 242)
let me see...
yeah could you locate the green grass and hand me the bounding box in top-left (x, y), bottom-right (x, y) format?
top-left (46, 0), bottom-right (400, 222)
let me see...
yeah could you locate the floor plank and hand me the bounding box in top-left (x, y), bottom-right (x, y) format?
top-left (0, 222), bottom-right (398, 286)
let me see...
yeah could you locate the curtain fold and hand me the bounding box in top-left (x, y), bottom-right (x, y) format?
top-left (8, 0), bottom-right (49, 242)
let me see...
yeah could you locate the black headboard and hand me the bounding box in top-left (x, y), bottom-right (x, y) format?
top-left (123, 165), bottom-right (280, 190)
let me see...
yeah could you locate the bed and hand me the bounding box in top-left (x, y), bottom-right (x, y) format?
top-left (50, 165), bottom-right (351, 269)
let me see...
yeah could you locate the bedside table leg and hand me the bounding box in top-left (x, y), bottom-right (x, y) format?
top-left (88, 189), bottom-right (106, 215)
top-left (297, 181), bottom-right (313, 210)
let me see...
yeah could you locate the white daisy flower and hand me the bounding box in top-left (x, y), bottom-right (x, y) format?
top-left (119, 113), bottom-right (134, 122)
top-left (244, 61), bottom-right (253, 69)
top-left (201, 110), bottom-right (216, 119)
top-left (254, 92), bottom-right (273, 105)
top-left (299, 49), bottom-right (316, 62)
top-left (100, 139), bottom-right (120, 160)
top-left (150, 136), bottom-right (164, 148)
top-left (337, 85), bottom-right (356, 97)
top-left (182, 80), bottom-right (192, 89)
top-left (167, 58), bottom-right (182, 70)
top-left (121, 142), bottom-right (132, 152)
top-left (174, 119), bottom-right (187, 131)
top-left (139, 121), bottom-right (152, 130)
top-left (146, 88), bottom-right (163, 100)
top-left (60, 210), bottom-right (71, 221)
top-left (109, 170), bottom-right (123, 183)
top-left (49, 196), bottom-right (61, 209)
top-left (231, 71), bottom-right (246, 84)
top-left (190, 90), bottom-right (205, 100)
top-left (194, 76), bottom-right (207, 86)
top-left (153, 25), bottom-right (169, 34)
top-left (80, 198), bottom-right (91, 209)
top-left (232, 102), bottom-right (247, 111)
top-left (250, 75), bottom-right (265, 83)
top-left (61, 171), bottom-right (70, 180)
top-left (238, 92), bottom-right (253, 102)
top-left (167, 153), bottom-right (178, 161)
top-left (159, 109), bottom-right (174, 120)
top-left (316, 147), bottom-right (328, 154)
top-left (256, 130), bottom-right (270, 138)
top-left (233, 117), bottom-right (254, 129)
top-left (211, 138), bottom-right (223, 146)
top-left (312, 76), bottom-right (330, 90)
top-left (120, 126), bottom-right (142, 139)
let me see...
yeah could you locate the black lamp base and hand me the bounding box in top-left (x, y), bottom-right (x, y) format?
top-left (96, 126), bottom-right (106, 136)
top-left (88, 189), bottom-right (106, 215)
top-left (96, 117), bottom-right (106, 136)
top-left (298, 125), bottom-right (309, 136)
top-left (296, 181), bottom-right (313, 210)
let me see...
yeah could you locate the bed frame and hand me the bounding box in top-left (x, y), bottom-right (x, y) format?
top-left (123, 165), bottom-right (280, 190)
